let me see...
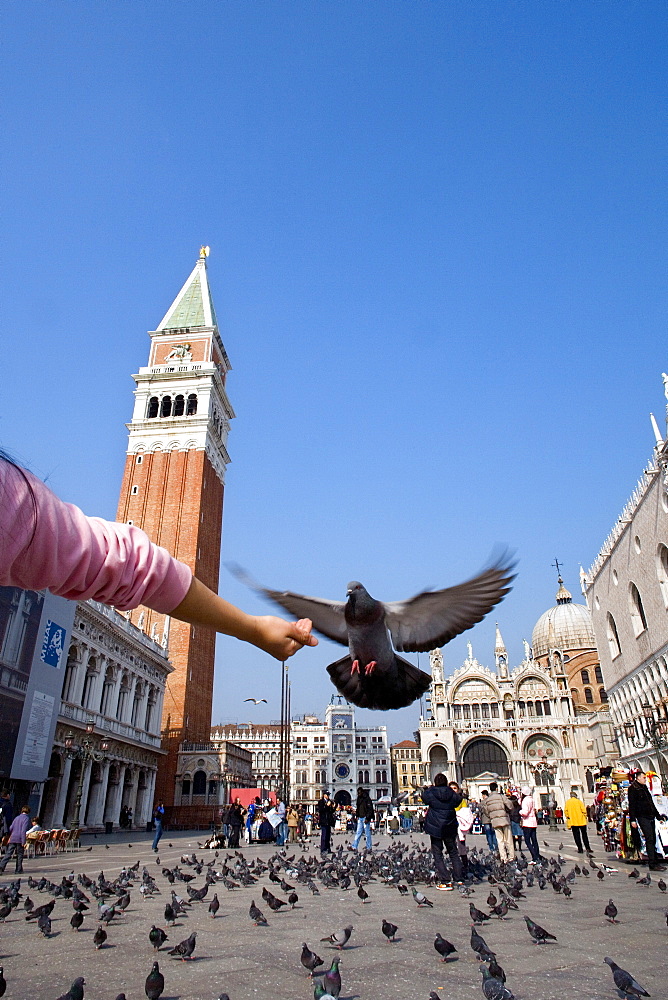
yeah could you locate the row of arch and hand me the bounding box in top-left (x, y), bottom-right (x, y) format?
top-left (603, 558), bottom-right (668, 657)
top-left (609, 654), bottom-right (668, 732)
top-left (427, 733), bottom-right (566, 781)
top-left (147, 393), bottom-right (198, 419)
top-left (62, 646), bottom-right (159, 734)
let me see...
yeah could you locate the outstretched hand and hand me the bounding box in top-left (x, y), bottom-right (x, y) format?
top-left (251, 616), bottom-right (318, 661)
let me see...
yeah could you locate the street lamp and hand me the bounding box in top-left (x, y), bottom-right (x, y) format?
top-left (622, 702), bottom-right (668, 787)
top-left (63, 720), bottom-right (110, 830)
top-left (531, 760), bottom-right (558, 832)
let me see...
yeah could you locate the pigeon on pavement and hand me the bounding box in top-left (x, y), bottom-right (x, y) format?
top-left (604, 958), bottom-right (650, 997)
top-left (480, 966), bottom-right (514, 1000)
top-left (56, 978), bottom-right (85, 1000)
top-left (324, 957), bottom-right (342, 998)
top-left (434, 933), bottom-right (457, 962)
top-left (145, 961), bottom-right (164, 1000)
top-left (93, 925), bottom-right (107, 949)
top-left (412, 888), bottom-right (433, 907)
top-left (235, 559), bottom-right (514, 709)
top-left (320, 925), bottom-right (353, 949)
top-left (470, 927), bottom-right (496, 961)
top-left (381, 919), bottom-right (398, 941)
top-left (149, 925), bottom-right (168, 950)
top-left (300, 943), bottom-right (324, 976)
top-left (168, 930), bottom-right (196, 960)
top-left (604, 900), bottom-right (619, 924)
top-left (524, 915), bottom-right (556, 944)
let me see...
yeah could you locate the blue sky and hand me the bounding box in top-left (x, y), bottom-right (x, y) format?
top-left (2, 2), bottom-right (667, 743)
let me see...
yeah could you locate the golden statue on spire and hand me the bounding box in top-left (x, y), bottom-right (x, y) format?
top-left (199, 245), bottom-right (210, 259)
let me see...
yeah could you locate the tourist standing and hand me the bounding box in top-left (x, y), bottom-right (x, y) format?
top-left (317, 792), bottom-right (335, 854)
top-left (151, 801), bottom-right (165, 851)
top-left (0, 806), bottom-right (31, 874)
top-left (627, 773), bottom-right (667, 870)
top-left (479, 791), bottom-right (498, 852)
top-left (351, 788), bottom-right (374, 852)
top-left (564, 789), bottom-right (593, 855)
top-left (421, 773), bottom-right (463, 890)
top-left (485, 782), bottom-right (514, 861)
top-left (520, 786), bottom-right (541, 863)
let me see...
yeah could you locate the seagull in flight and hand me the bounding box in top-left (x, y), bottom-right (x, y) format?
top-left (244, 698), bottom-right (268, 705)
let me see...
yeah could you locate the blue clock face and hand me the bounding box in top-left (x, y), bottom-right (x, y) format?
top-left (335, 763), bottom-right (350, 779)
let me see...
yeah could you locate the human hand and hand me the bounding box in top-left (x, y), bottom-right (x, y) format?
top-left (250, 616), bottom-right (318, 660)
top-left (631, 821), bottom-right (637, 828)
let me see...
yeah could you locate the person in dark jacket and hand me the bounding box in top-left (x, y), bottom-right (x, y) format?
top-left (317, 792), bottom-right (336, 854)
top-left (628, 771), bottom-right (667, 870)
top-left (421, 773), bottom-right (463, 889)
top-left (228, 799), bottom-right (245, 849)
top-left (351, 788), bottom-right (375, 852)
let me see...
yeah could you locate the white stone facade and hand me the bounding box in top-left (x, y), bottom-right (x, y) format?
top-left (41, 598), bottom-right (171, 830)
top-left (418, 641), bottom-right (602, 807)
top-left (586, 431), bottom-right (668, 777)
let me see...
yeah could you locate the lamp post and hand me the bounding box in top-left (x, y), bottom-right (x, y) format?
top-left (622, 702), bottom-right (668, 790)
top-left (63, 721), bottom-right (110, 830)
top-left (532, 760), bottom-right (558, 832)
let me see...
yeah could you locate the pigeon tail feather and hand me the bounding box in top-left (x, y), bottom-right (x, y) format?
top-left (326, 654), bottom-right (430, 710)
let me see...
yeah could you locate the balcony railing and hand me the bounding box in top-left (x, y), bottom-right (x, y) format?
top-left (60, 702), bottom-right (161, 748)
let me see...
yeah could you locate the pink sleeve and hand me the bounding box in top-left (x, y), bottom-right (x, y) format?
top-left (0, 461), bottom-right (192, 613)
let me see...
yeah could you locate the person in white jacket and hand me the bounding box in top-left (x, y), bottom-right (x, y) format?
top-left (520, 786), bottom-right (542, 863)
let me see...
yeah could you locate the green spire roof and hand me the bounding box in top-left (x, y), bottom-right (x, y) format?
top-left (157, 250), bottom-right (218, 331)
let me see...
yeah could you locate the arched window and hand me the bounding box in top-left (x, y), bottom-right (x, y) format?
top-left (657, 544), bottom-right (668, 606)
top-left (144, 687), bottom-right (156, 731)
top-left (147, 396), bottom-right (159, 418)
top-left (358, 771), bottom-right (364, 784)
top-left (581, 669), bottom-right (590, 685)
top-left (607, 613), bottom-right (621, 658)
top-left (381, 770), bottom-right (387, 783)
top-left (186, 393), bottom-right (197, 415)
top-left (599, 687), bottom-right (607, 702)
top-left (160, 395), bottom-right (172, 417)
top-left (543, 700), bottom-right (551, 715)
top-left (584, 687), bottom-right (594, 704)
top-left (181, 777), bottom-right (191, 796)
top-left (173, 394), bottom-right (185, 416)
top-left (629, 583), bottom-right (648, 636)
top-left (116, 673), bottom-right (130, 721)
top-left (595, 665), bottom-right (603, 684)
top-left (375, 770), bottom-right (381, 783)
top-left (131, 683), bottom-right (143, 728)
top-left (363, 769), bottom-right (370, 783)
top-left (461, 739), bottom-right (509, 779)
top-left (193, 770), bottom-right (207, 795)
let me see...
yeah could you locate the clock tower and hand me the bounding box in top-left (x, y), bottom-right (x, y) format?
top-left (116, 248), bottom-right (234, 804)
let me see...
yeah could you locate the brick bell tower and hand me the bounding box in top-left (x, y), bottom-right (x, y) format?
top-left (116, 247), bottom-right (234, 804)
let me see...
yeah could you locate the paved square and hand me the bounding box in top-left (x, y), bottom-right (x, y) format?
top-left (0, 828), bottom-right (664, 1000)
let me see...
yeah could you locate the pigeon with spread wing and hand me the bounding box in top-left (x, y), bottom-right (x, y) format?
top-left (232, 555), bottom-right (514, 710)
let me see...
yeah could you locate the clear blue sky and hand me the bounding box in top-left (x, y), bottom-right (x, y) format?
top-left (3, 2), bottom-right (667, 743)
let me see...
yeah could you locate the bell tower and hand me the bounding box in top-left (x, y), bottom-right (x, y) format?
top-left (116, 248), bottom-right (234, 803)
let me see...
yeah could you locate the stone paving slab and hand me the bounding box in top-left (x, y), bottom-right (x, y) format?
top-left (0, 828), bottom-right (665, 1000)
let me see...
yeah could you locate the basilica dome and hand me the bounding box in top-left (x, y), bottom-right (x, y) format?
top-left (531, 577), bottom-right (595, 658)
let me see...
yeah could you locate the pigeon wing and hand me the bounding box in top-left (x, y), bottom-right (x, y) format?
top-left (229, 564), bottom-right (348, 644)
top-left (383, 556), bottom-right (516, 652)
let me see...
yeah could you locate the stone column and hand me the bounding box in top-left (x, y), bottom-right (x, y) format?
top-left (103, 762), bottom-right (124, 827)
top-left (142, 769), bottom-right (157, 826)
top-left (52, 756), bottom-right (73, 827)
top-left (71, 646), bottom-right (91, 707)
top-left (86, 761), bottom-right (111, 828)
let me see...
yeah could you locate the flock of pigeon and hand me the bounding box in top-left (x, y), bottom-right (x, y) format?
top-left (0, 832), bottom-right (664, 999)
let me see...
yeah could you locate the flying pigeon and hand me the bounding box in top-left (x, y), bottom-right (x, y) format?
top-left (232, 557), bottom-right (514, 709)
top-left (320, 925), bottom-right (353, 949)
top-left (244, 698), bottom-right (267, 704)
top-left (604, 958), bottom-right (650, 997)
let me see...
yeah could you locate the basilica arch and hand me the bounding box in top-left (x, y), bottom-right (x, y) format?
top-left (427, 743), bottom-right (449, 782)
top-left (461, 737), bottom-right (510, 779)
